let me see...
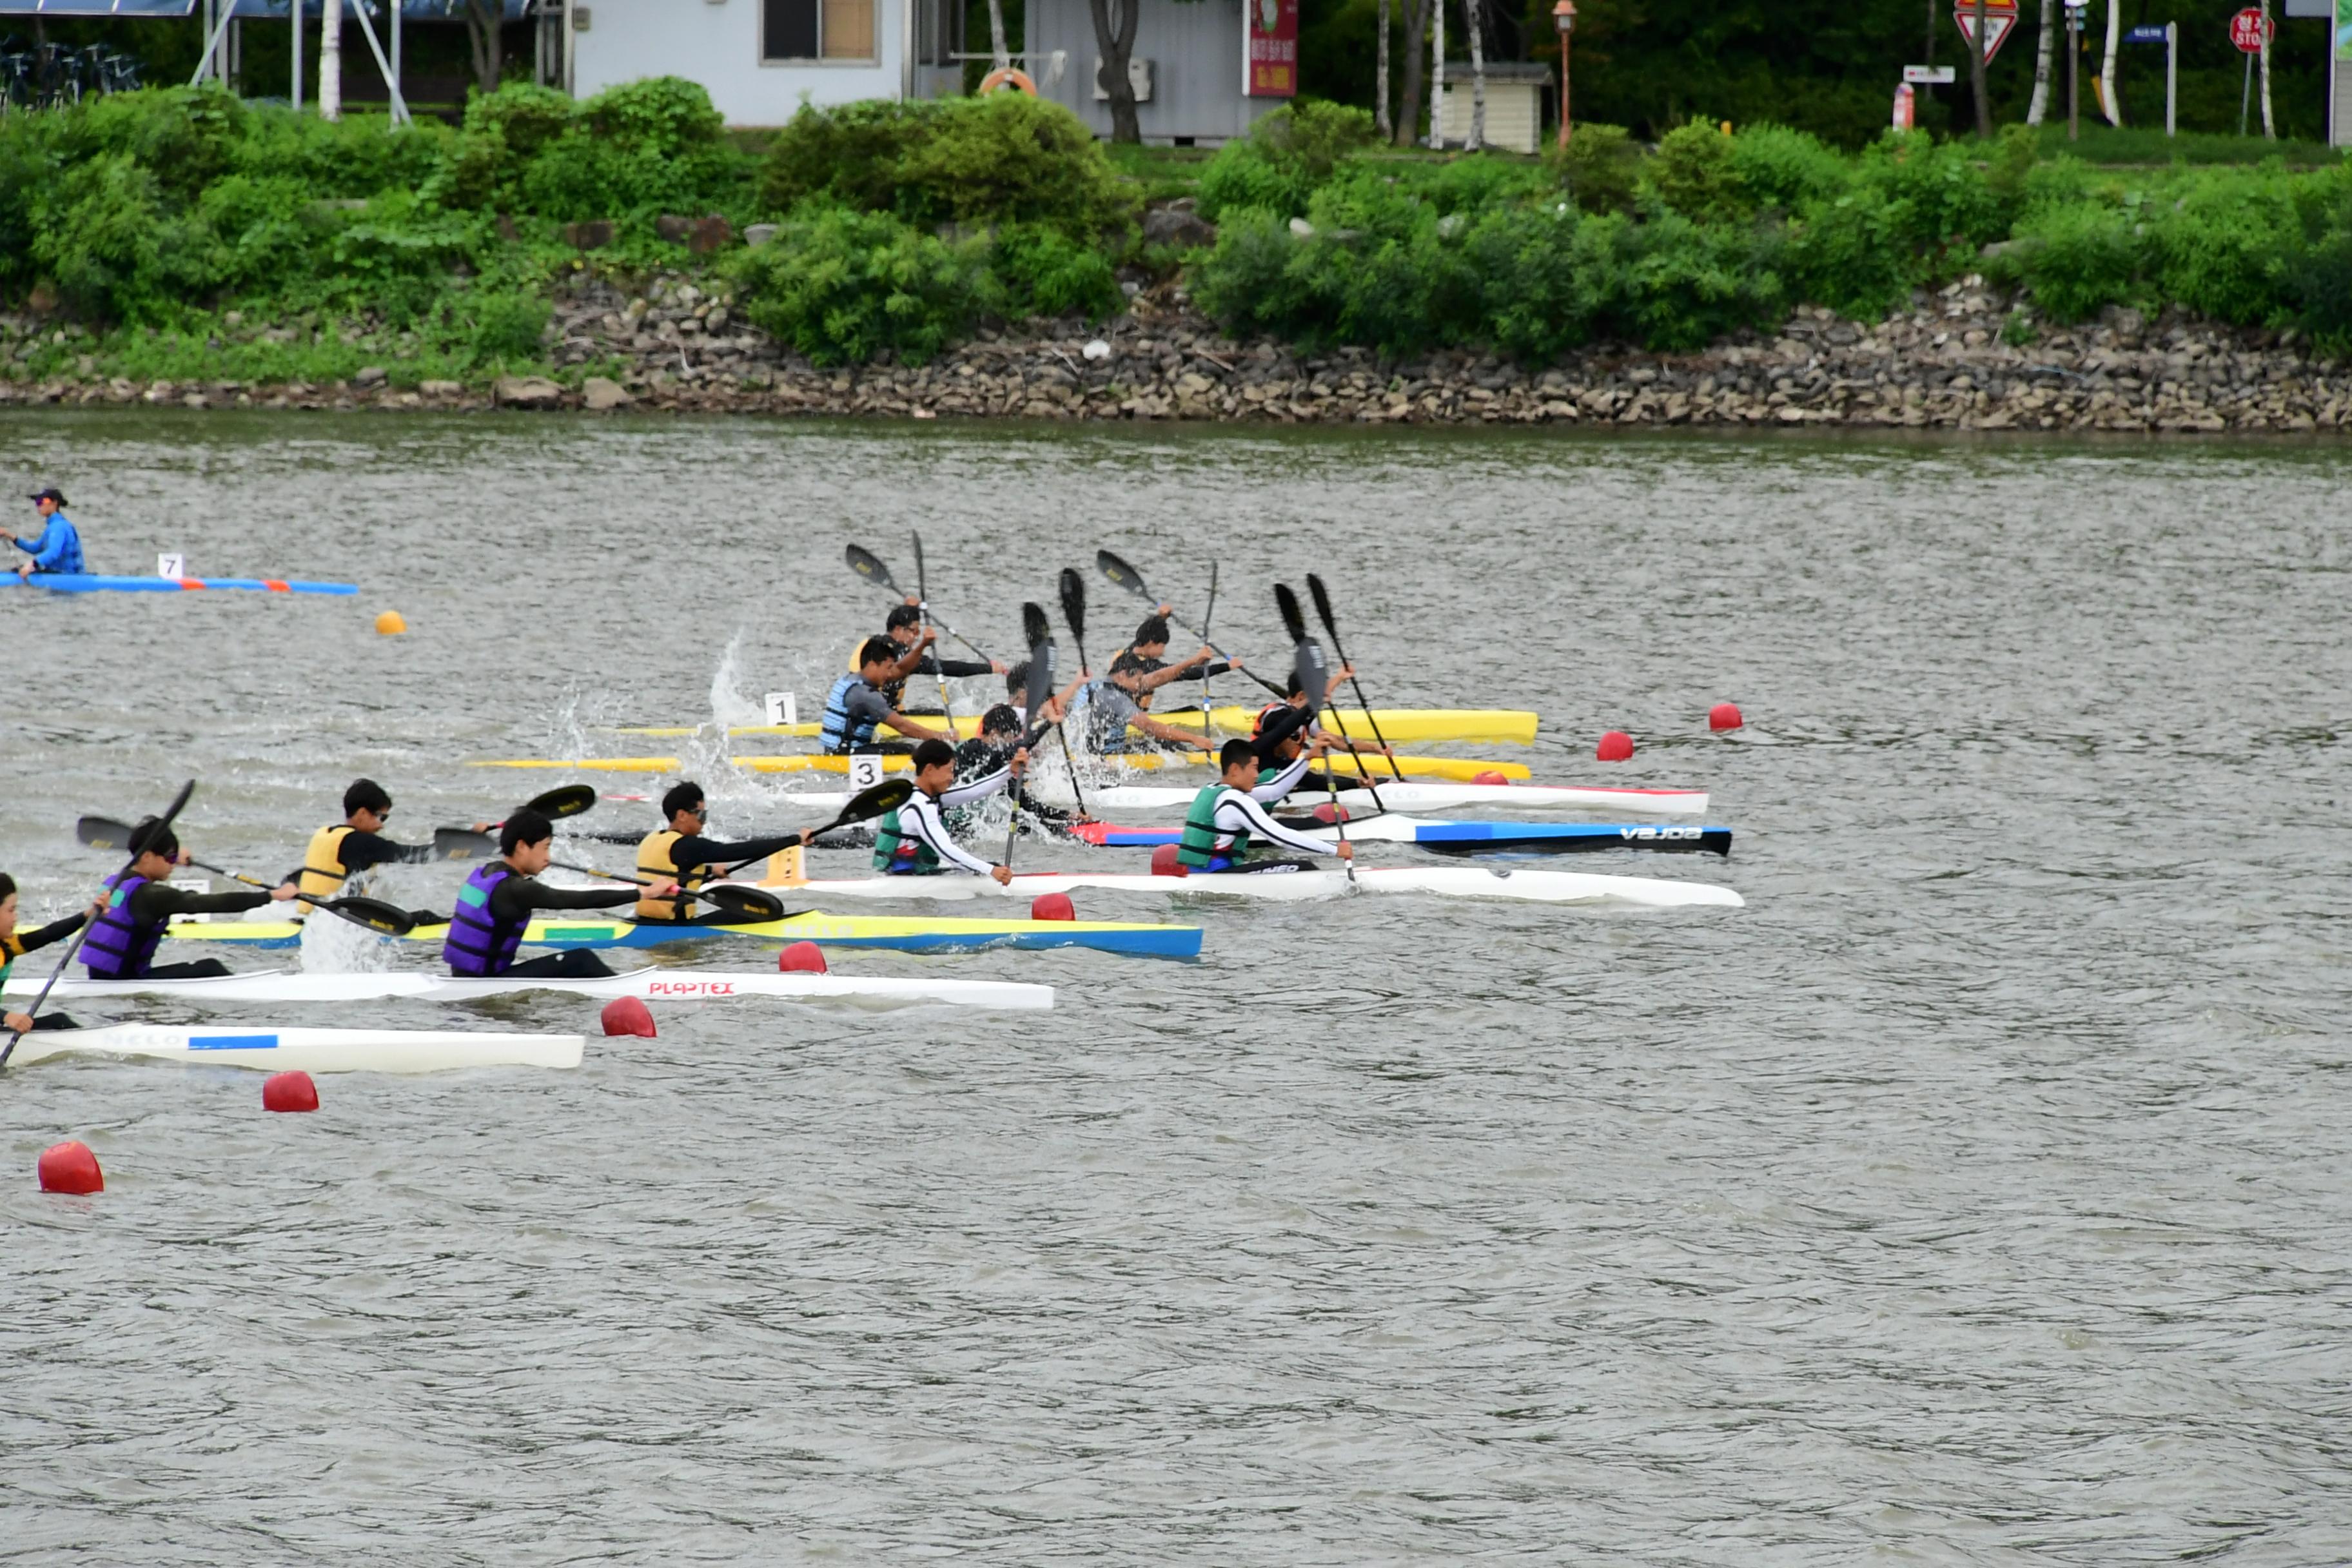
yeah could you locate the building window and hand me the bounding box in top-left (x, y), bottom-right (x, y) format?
top-left (763, 0), bottom-right (873, 59)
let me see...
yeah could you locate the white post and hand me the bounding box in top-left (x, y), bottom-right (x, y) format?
top-left (320, 0), bottom-right (342, 121)
top-left (1427, 0), bottom-right (1444, 149)
top-left (391, 0), bottom-right (401, 95)
top-left (2257, 0), bottom-right (2275, 138)
top-left (2099, 0), bottom-right (2121, 124)
top-left (2164, 21), bottom-right (2175, 135)
top-left (197, 0), bottom-right (212, 81)
top-left (291, 0), bottom-right (304, 110)
top-left (2026, 0), bottom-right (2053, 123)
top-left (1465, 0), bottom-right (1485, 151)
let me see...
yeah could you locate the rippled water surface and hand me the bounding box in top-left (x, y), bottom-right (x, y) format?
top-left (4, 411), bottom-right (2350, 1564)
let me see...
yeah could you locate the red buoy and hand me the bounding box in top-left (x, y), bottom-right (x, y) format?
top-left (1149, 845), bottom-right (1187, 877)
top-left (1709, 701), bottom-right (1744, 732)
top-left (600, 997), bottom-right (656, 1037)
top-left (776, 940), bottom-right (827, 974)
top-left (1311, 801), bottom-right (1351, 825)
top-left (1596, 730), bottom-right (1635, 761)
top-left (1031, 892), bottom-right (1076, 921)
top-left (262, 1070), bottom-right (319, 1112)
top-left (1473, 770), bottom-right (1510, 786)
top-left (37, 1139), bottom-right (102, 1195)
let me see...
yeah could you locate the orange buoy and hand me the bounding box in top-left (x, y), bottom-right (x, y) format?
top-left (375, 610), bottom-right (406, 635)
top-left (977, 66), bottom-right (1037, 95)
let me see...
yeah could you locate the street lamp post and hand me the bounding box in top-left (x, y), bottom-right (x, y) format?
top-left (1553, 0), bottom-right (1576, 149)
top-left (2064, 0), bottom-right (2088, 141)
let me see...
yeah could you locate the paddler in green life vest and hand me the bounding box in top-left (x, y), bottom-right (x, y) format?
top-left (871, 737), bottom-right (1028, 885)
top-left (819, 637), bottom-right (956, 756)
top-left (1177, 738), bottom-right (1357, 874)
top-left (295, 778), bottom-right (461, 923)
top-left (0, 872), bottom-right (101, 1034)
top-left (631, 780), bottom-right (807, 923)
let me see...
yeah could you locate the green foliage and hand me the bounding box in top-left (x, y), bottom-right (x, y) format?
top-left (2008, 202), bottom-right (2145, 321)
top-left (436, 79), bottom-right (747, 221)
top-left (1197, 99), bottom-right (1380, 220)
top-left (2287, 230), bottom-right (2352, 351)
top-left (758, 101), bottom-right (945, 216)
top-left (1782, 184), bottom-right (1914, 318)
top-left (75, 84), bottom-right (248, 201)
top-left (1724, 124), bottom-right (1848, 214)
top-left (1645, 122), bottom-right (1743, 224)
top-left (985, 223), bottom-right (1122, 321)
top-left (729, 205), bottom-right (979, 366)
top-left (2148, 171), bottom-right (2302, 326)
top-left (580, 75), bottom-right (727, 155)
top-left (467, 291), bottom-right (554, 361)
top-left (1545, 124), bottom-right (1643, 216)
top-left (1616, 210), bottom-right (1786, 350)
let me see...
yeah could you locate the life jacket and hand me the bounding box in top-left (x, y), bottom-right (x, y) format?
top-left (295, 823), bottom-right (354, 912)
top-left (871, 805), bottom-right (941, 874)
top-left (442, 863), bottom-right (525, 977)
top-left (82, 872), bottom-right (163, 980)
top-left (0, 930), bottom-right (21, 989)
top-left (819, 674), bottom-right (883, 753)
top-left (1177, 785), bottom-right (1248, 870)
top-left (634, 828), bottom-right (707, 921)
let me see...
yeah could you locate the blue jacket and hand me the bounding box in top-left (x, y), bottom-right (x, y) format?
top-left (14, 513), bottom-right (85, 574)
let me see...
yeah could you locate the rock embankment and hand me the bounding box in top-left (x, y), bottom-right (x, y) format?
top-left (3, 272), bottom-right (2345, 433)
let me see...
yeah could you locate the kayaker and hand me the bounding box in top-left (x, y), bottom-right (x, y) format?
top-left (1251, 676), bottom-right (1391, 790)
top-left (632, 781), bottom-right (806, 923)
top-left (4, 485), bottom-right (86, 580)
top-left (295, 778), bottom-right (456, 917)
top-left (869, 602), bottom-right (1004, 712)
top-left (0, 872), bottom-right (100, 1034)
top-left (819, 637), bottom-right (955, 755)
top-left (1108, 616), bottom-right (1239, 707)
top-left (1177, 738), bottom-right (1357, 874)
top-left (444, 810), bottom-right (676, 979)
top-left (868, 738), bottom-right (1027, 885)
top-left (953, 703), bottom-right (1084, 838)
top-left (82, 819), bottom-right (299, 981)
top-left (1070, 667), bottom-right (1216, 758)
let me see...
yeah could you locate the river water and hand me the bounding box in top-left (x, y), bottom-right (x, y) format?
top-left (3, 410), bottom-right (2348, 1564)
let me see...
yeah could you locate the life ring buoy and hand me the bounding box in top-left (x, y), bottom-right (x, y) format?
top-left (977, 66), bottom-right (1037, 96)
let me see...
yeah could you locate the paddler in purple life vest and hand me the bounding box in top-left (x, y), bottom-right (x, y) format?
top-left (1, 872), bottom-right (101, 1034)
top-left (442, 808), bottom-right (677, 980)
top-left (81, 818), bottom-right (300, 982)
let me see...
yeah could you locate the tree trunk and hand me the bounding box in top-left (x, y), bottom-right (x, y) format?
top-left (987, 0), bottom-right (1010, 71)
top-left (1426, 0), bottom-right (1444, 149)
top-left (1465, 0), bottom-right (1486, 151)
top-left (2099, 0), bottom-right (2121, 124)
top-left (1086, 0), bottom-right (1141, 143)
top-left (2026, 0), bottom-right (2053, 123)
top-left (1968, 0), bottom-right (1992, 135)
top-left (2257, 0), bottom-right (2275, 137)
top-left (1375, 0), bottom-right (1391, 137)
top-left (320, 0), bottom-right (341, 121)
top-left (1393, 0), bottom-right (1431, 145)
top-left (464, 0), bottom-right (503, 95)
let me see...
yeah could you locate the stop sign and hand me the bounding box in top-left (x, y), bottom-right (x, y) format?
top-left (2228, 6), bottom-right (2273, 51)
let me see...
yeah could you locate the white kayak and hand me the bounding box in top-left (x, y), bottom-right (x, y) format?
top-left (14, 966), bottom-right (1052, 1012)
top-left (3, 1024), bottom-right (584, 1073)
top-left (783, 782), bottom-right (1710, 816)
top-left (728, 867), bottom-right (1743, 909)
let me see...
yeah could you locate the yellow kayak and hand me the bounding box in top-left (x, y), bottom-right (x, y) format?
top-left (611, 708), bottom-right (1539, 745)
top-left (469, 754), bottom-right (1533, 782)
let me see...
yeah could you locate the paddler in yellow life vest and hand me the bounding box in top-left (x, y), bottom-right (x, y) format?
top-left (632, 781), bottom-right (810, 922)
top-left (295, 779), bottom-right (459, 918)
top-left (0, 871), bottom-right (101, 1035)
top-left (863, 601), bottom-right (1006, 714)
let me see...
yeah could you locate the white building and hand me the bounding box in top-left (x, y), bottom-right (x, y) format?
top-left (564, 0), bottom-right (964, 122)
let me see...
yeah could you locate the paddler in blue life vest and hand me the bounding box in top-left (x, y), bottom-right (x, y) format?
top-left (81, 818), bottom-right (299, 981)
top-left (632, 781), bottom-right (807, 923)
top-left (0, 872), bottom-right (101, 1034)
top-left (3, 485), bottom-right (86, 580)
top-left (442, 809), bottom-right (677, 979)
top-left (1177, 738), bottom-right (1357, 874)
top-left (820, 636), bottom-right (956, 756)
top-left (871, 738), bottom-right (1028, 885)
top-left (295, 778), bottom-right (464, 923)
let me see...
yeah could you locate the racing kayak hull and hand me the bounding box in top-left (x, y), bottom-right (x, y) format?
top-left (14, 967), bottom-right (1054, 1011)
top-left (4, 1024), bottom-right (583, 1072)
top-left (166, 912), bottom-right (1201, 959)
top-left (470, 754), bottom-right (1532, 783)
top-left (730, 867), bottom-right (1742, 908)
top-left (611, 708), bottom-right (1540, 745)
top-left (2, 573), bottom-right (357, 595)
top-left (784, 781), bottom-right (1710, 817)
top-left (1068, 817), bottom-right (1732, 856)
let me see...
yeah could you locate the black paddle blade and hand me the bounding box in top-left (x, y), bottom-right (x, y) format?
top-left (838, 778), bottom-right (916, 825)
top-left (912, 531), bottom-right (929, 600)
top-left (76, 814), bottom-right (135, 852)
top-left (1023, 638), bottom-right (1055, 717)
top-left (1059, 567), bottom-right (1086, 642)
top-left (1097, 548), bottom-right (1150, 601)
top-left (1275, 582), bottom-right (1309, 647)
top-left (846, 544), bottom-right (897, 592)
top-left (432, 827), bottom-right (497, 861)
top-left (703, 883), bottom-right (785, 921)
top-left (1022, 600), bottom-right (1050, 652)
top-left (1294, 638), bottom-right (1331, 717)
top-left (328, 896), bottom-right (417, 936)
top-left (1306, 573), bottom-right (1342, 643)
top-left (527, 784), bottom-right (598, 821)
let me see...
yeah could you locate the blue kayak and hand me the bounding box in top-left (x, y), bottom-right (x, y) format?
top-left (1077, 816), bottom-right (1733, 857)
top-left (5, 573), bottom-right (358, 595)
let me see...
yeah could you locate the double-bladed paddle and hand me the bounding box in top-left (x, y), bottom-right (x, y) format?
top-left (846, 543), bottom-right (996, 664)
top-left (1097, 547), bottom-right (1286, 698)
top-left (543, 859), bottom-right (785, 922)
top-left (75, 814), bottom-right (416, 937)
top-left (432, 783), bottom-right (611, 861)
top-left (1007, 611), bottom-right (1057, 868)
top-left (4, 780), bottom-right (196, 1066)
top-left (1282, 614), bottom-right (1357, 887)
top-left (911, 529), bottom-right (959, 737)
top-left (1279, 581), bottom-right (1389, 814)
top-left (1046, 584), bottom-right (1093, 819)
top-left (774, 778), bottom-right (916, 863)
top-left (1308, 574), bottom-right (1406, 787)
top-left (1198, 561), bottom-right (1220, 738)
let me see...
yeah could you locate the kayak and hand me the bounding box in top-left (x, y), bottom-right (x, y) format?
top-left (13, 966), bottom-right (1053, 1012)
top-left (1, 573), bottom-right (357, 595)
top-left (727, 867), bottom-right (1743, 909)
top-left (165, 910), bottom-right (1202, 959)
top-left (784, 781), bottom-right (1711, 817)
top-left (1068, 817), bottom-right (1733, 856)
top-left (611, 709), bottom-right (1541, 745)
top-left (470, 754), bottom-right (1533, 783)
top-left (3, 1024), bottom-right (582, 1073)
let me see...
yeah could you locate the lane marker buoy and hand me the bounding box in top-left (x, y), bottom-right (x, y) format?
top-left (601, 997), bottom-right (656, 1037)
top-left (1596, 730), bottom-right (1635, 762)
top-left (778, 941), bottom-right (827, 974)
top-left (1031, 893), bottom-right (1075, 921)
top-left (1709, 701), bottom-right (1743, 732)
top-left (262, 1070), bottom-right (319, 1112)
top-left (38, 1140), bottom-right (103, 1194)
top-left (375, 610), bottom-right (406, 635)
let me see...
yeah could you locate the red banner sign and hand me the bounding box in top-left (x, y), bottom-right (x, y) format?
top-left (1244, 0), bottom-right (1299, 97)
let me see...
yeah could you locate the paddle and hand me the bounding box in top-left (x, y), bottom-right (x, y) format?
top-left (1278, 581), bottom-right (1388, 815)
top-left (1308, 573), bottom-right (1406, 787)
top-left (75, 814), bottom-right (415, 937)
top-left (846, 543), bottom-right (996, 664)
top-left (4, 780), bottom-right (195, 1067)
top-left (1198, 561), bottom-right (1220, 739)
top-left (767, 778), bottom-right (916, 863)
top-left (911, 529), bottom-right (959, 738)
top-left (1097, 547), bottom-right (1286, 698)
top-left (1289, 627), bottom-right (1357, 886)
top-left (547, 860), bottom-right (785, 922)
top-left (1026, 599), bottom-right (1088, 819)
top-left (1006, 616), bottom-right (1056, 868)
top-left (434, 783), bottom-right (612, 861)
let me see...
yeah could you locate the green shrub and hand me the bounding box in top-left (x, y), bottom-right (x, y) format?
top-left (2149, 173), bottom-right (2299, 326)
top-left (1725, 124), bottom-right (1849, 214)
top-left (1854, 131), bottom-right (2003, 260)
top-left (32, 152), bottom-right (222, 322)
top-left (1544, 123), bottom-right (1642, 216)
top-left (467, 291), bottom-right (553, 361)
top-left (729, 204), bottom-right (977, 366)
top-left (758, 100), bottom-right (945, 216)
top-left (1784, 184), bottom-right (1914, 318)
top-left (1611, 210), bottom-right (1785, 349)
top-left (985, 222), bottom-right (1122, 320)
top-left (2287, 229), bottom-right (2352, 351)
top-left (1645, 121), bottom-right (1745, 224)
top-left (1466, 203), bottom-right (1616, 360)
top-left (1197, 99), bottom-right (1378, 220)
top-left (2012, 201), bottom-right (2143, 321)
top-left (580, 75), bottom-right (726, 157)
top-left (75, 86), bottom-right (248, 201)
top-left (895, 93), bottom-right (1137, 237)
top-left (460, 81), bottom-right (577, 162)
